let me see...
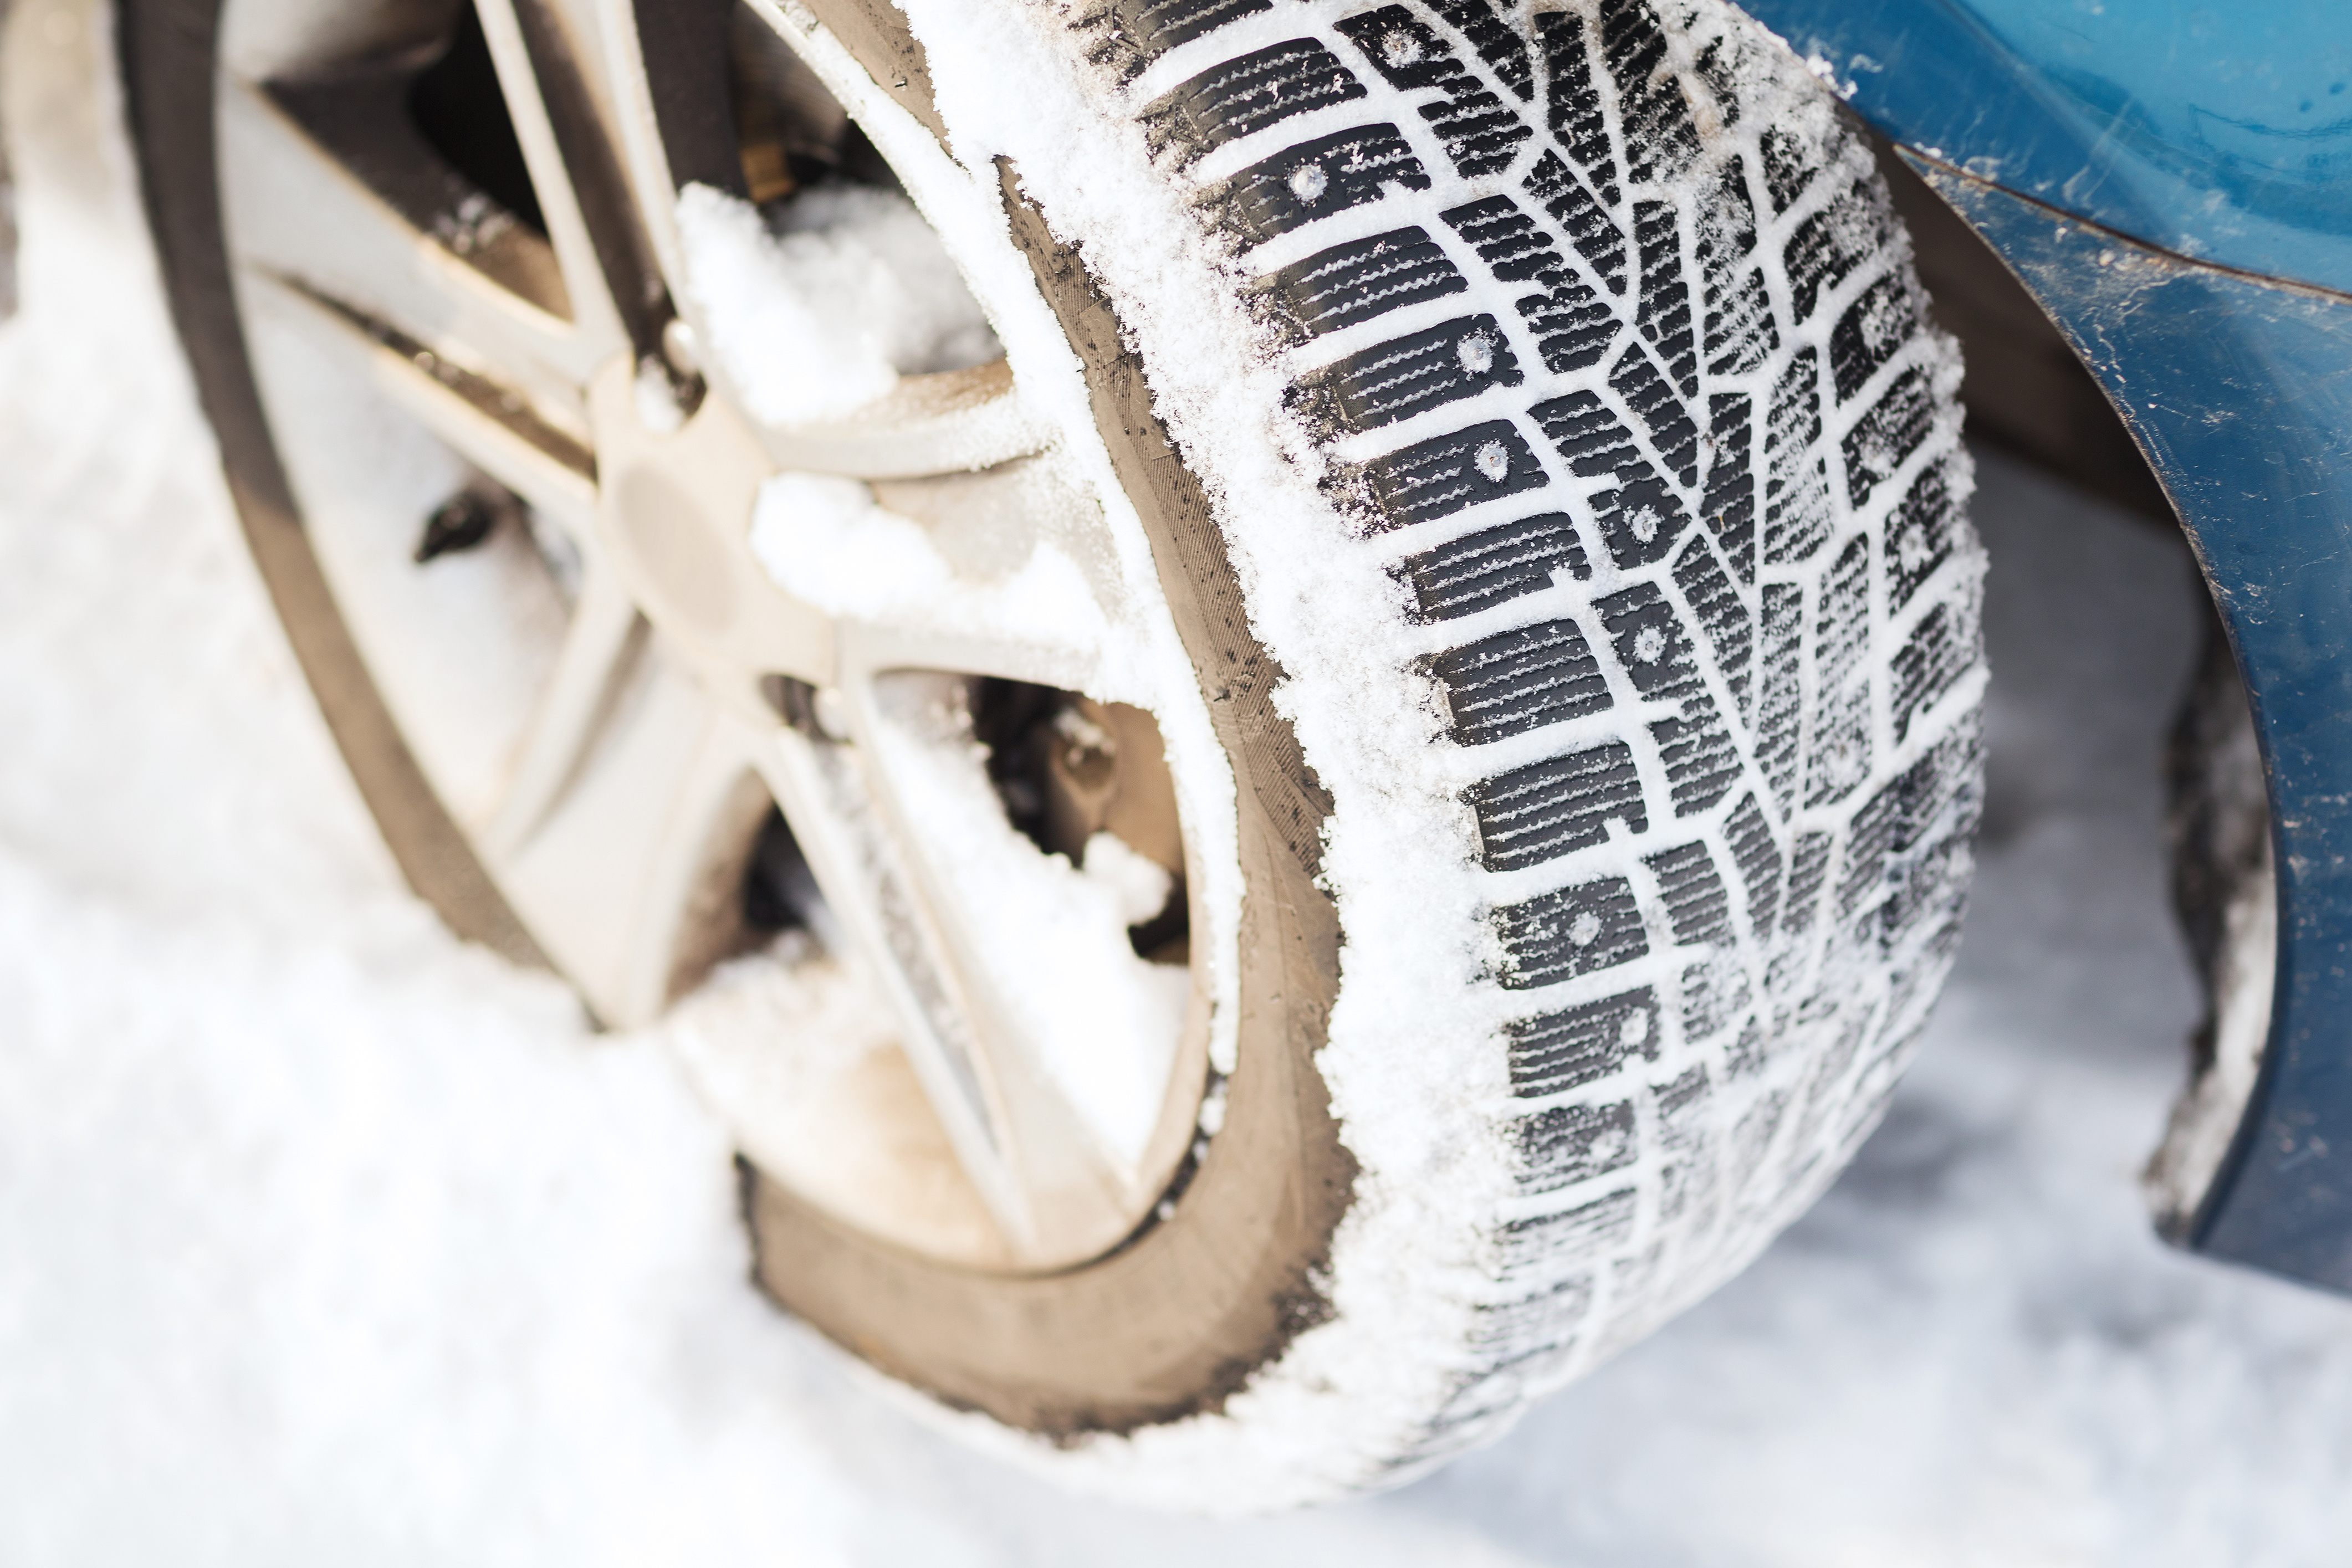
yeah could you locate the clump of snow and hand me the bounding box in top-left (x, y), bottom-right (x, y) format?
top-left (1081, 828), bottom-right (1173, 926)
top-left (675, 181), bottom-right (1001, 427)
top-left (868, 677), bottom-right (1189, 1170)
top-left (632, 354), bottom-right (686, 433)
top-left (747, 468), bottom-right (1117, 690)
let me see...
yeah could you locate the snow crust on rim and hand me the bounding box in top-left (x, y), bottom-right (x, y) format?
top-left (751, 0), bottom-right (1980, 1508)
top-left (866, 676), bottom-right (1192, 1166)
top-left (746, 469), bottom-right (1115, 676)
top-left (674, 181), bottom-right (1002, 425)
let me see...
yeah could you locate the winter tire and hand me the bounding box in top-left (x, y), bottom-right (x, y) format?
top-left (124, 0), bottom-right (1985, 1507)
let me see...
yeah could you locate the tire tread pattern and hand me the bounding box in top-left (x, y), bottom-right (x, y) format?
top-left (1084, 0), bottom-right (1983, 1469)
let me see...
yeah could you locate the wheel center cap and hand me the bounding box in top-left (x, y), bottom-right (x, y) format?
top-left (611, 460), bottom-right (739, 636)
top-left (587, 355), bottom-right (834, 694)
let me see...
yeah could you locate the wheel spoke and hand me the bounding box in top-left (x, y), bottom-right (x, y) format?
top-left (755, 360), bottom-right (1057, 480)
top-left (748, 726), bottom-right (1143, 1262)
top-left (477, 561), bottom-right (645, 855)
top-left (475, 0), bottom-right (678, 361)
top-left (254, 273), bottom-right (600, 544)
top-left (219, 77), bottom-right (610, 400)
top-left (492, 637), bottom-right (768, 1027)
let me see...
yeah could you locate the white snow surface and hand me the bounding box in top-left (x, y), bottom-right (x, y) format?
top-left (12, 3), bottom-right (2352, 1559)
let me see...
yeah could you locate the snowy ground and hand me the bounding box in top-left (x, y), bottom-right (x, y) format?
top-left (7, 11), bottom-right (2352, 1564)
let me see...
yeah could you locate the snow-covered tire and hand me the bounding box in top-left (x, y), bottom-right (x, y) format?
top-left (126, 0), bottom-right (1985, 1508)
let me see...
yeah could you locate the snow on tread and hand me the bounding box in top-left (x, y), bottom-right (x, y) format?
top-left (1040, 0), bottom-right (1978, 1490)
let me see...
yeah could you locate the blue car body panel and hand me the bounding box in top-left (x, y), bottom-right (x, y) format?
top-left (1744, 0), bottom-right (2352, 294)
top-left (1736, 0), bottom-right (2352, 1289)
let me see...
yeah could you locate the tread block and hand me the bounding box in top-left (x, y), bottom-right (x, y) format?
top-left (1442, 193), bottom-right (1565, 283)
top-left (1806, 534), bottom-right (1874, 806)
top-left (1498, 1188), bottom-right (1637, 1284)
top-left (1287, 313), bottom-right (1523, 435)
top-left (1785, 180), bottom-right (1888, 320)
top-left (1722, 1013), bottom-right (1768, 1078)
top-left (1325, 418), bottom-right (1548, 530)
top-left (1755, 581), bottom-right (1803, 814)
top-left (1533, 388), bottom-right (1633, 478)
top-left (1696, 153), bottom-right (1759, 271)
top-left (1433, 0), bottom-right (1535, 101)
top-left (1198, 124), bottom-right (1431, 248)
top-left (1495, 875), bottom-right (1650, 989)
top-left (1653, 1062), bottom-right (1716, 1219)
top-left (1885, 457), bottom-right (1960, 612)
top-left (1599, 0), bottom-right (1700, 185)
top-left (1470, 739), bottom-right (1647, 870)
top-left (1830, 274), bottom-right (1914, 402)
top-left (1596, 580), bottom-right (1700, 701)
top-left (1843, 366), bottom-right (1936, 508)
top-left (1679, 951), bottom-right (1751, 1039)
top-left (1885, 909), bottom-right (1966, 1024)
top-left (1880, 826), bottom-right (1971, 954)
top-left (1334, 6), bottom-right (1531, 178)
top-left (1525, 150), bottom-right (1626, 294)
top-left (1758, 122), bottom-right (1811, 212)
top-left (1144, 39), bottom-right (1369, 168)
top-left (1644, 838), bottom-right (1734, 946)
top-left (1689, 32), bottom-right (1741, 123)
top-left (1516, 277), bottom-right (1621, 374)
top-left (1506, 986), bottom-right (1661, 1096)
top-left (1533, 11), bottom-right (1619, 203)
top-left (1633, 201), bottom-right (1698, 398)
top-left (1702, 264), bottom-right (1777, 377)
top-left (1599, 577), bottom-right (1748, 818)
top-left (1431, 616), bottom-right (1614, 745)
top-left (1723, 791), bottom-right (1782, 937)
top-left (1673, 529), bottom-right (1751, 716)
top-left (1835, 722), bottom-right (1979, 922)
top-left (1253, 227), bottom-right (1468, 342)
top-left (1763, 347), bottom-right (1831, 565)
top-left (1608, 342), bottom-right (1699, 489)
top-left (1609, 1239), bottom-right (1669, 1303)
top-left (1701, 393), bottom-right (1757, 584)
top-left (1592, 469), bottom-right (1695, 570)
top-left (1078, 0), bottom-right (1271, 82)
top-left (1727, 1082), bottom-right (1790, 1191)
top-left (1465, 1275), bottom-right (1596, 1364)
top-left (1415, 1373), bottom-right (1533, 1444)
top-left (1517, 1099), bottom-right (1639, 1192)
top-left (1782, 827), bottom-right (1832, 936)
top-left (1836, 767), bottom-right (1904, 924)
top-left (1397, 511), bottom-right (1591, 622)
top-left (1440, 194), bottom-right (1623, 372)
top-left (1649, 695), bottom-right (1742, 817)
top-left (1890, 600), bottom-right (1971, 742)
top-left (1529, 389), bottom-right (1695, 571)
